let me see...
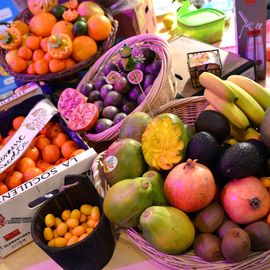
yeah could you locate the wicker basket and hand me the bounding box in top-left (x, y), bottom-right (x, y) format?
top-left (77, 33), bottom-right (177, 143)
top-left (0, 2), bottom-right (118, 82)
top-left (90, 96), bottom-right (270, 270)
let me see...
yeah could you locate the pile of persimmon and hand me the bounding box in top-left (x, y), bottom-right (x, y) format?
top-left (0, 0), bottom-right (112, 75)
top-left (0, 116), bottom-right (85, 195)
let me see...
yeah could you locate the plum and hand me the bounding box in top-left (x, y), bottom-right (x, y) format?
top-left (93, 100), bottom-right (104, 114)
top-left (135, 62), bottom-right (145, 73)
top-left (129, 86), bottom-right (141, 101)
top-left (100, 84), bottom-right (113, 99)
top-left (104, 91), bottom-right (123, 107)
top-left (141, 48), bottom-right (156, 65)
top-left (113, 112), bottom-right (127, 125)
top-left (122, 101), bottom-right (137, 114)
top-left (94, 118), bottom-right (113, 133)
top-left (102, 63), bottom-right (118, 76)
top-left (80, 82), bottom-right (94, 97)
top-left (114, 77), bottom-right (130, 94)
top-left (88, 90), bottom-right (100, 103)
top-left (137, 93), bottom-right (145, 104)
top-left (151, 60), bottom-right (162, 75)
top-left (143, 74), bottom-right (155, 89)
top-left (102, 106), bottom-right (119, 120)
top-left (94, 76), bottom-right (106, 90)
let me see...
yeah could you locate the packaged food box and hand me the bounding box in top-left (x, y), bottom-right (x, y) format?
top-left (0, 86), bottom-right (97, 257)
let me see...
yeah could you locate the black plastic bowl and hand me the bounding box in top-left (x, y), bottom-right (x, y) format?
top-left (31, 174), bottom-right (115, 270)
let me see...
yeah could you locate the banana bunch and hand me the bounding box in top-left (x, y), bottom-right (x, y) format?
top-left (199, 73), bottom-right (270, 128)
top-left (199, 73), bottom-right (270, 143)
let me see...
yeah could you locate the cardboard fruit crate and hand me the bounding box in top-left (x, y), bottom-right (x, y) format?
top-left (0, 86), bottom-right (97, 257)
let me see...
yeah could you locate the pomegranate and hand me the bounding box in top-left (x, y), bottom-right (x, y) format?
top-left (221, 176), bottom-right (270, 224)
top-left (164, 159), bottom-right (216, 213)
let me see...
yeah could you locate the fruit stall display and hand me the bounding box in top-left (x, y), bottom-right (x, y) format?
top-left (90, 73), bottom-right (270, 269)
top-left (57, 34), bottom-right (177, 143)
top-left (0, 0), bottom-right (118, 82)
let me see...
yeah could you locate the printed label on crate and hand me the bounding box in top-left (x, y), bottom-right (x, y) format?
top-left (0, 83), bottom-right (42, 110)
top-left (0, 99), bottom-right (58, 174)
top-left (0, 154), bottom-right (85, 204)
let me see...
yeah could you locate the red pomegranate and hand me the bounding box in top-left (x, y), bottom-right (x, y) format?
top-left (221, 176), bottom-right (270, 224)
top-left (164, 159), bottom-right (216, 213)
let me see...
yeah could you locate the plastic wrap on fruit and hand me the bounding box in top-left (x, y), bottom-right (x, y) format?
top-left (119, 44), bottom-right (135, 71)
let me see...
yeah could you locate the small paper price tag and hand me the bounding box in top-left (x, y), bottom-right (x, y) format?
top-left (0, 99), bottom-right (58, 174)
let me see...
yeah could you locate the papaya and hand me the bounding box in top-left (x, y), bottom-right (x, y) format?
top-left (142, 170), bottom-right (168, 205)
top-left (103, 138), bottom-right (148, 186)
top-left (103, 178), bottom-right (153, 228)
top-left (140, 206), bottom-right (195, 254)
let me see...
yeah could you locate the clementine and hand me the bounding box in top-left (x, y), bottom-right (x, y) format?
top-left (42, 144), bottom-right (60, 163)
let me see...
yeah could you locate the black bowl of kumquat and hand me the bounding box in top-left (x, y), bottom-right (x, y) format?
top-left (31, 174), bottom-right (115, 270)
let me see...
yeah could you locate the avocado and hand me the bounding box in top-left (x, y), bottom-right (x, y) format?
top-left (186, 131), bottom-right (219, 167)
top-left (195, 110), bottom-right (230, 143)
top-left (219, 142), bottom-right (261, 178)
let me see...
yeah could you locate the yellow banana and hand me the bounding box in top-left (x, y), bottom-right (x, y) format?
top-left (229, 122), bottom-right (261, 142)
top-left (204, 89), bottom-right (249, 129)
top-left (199, 72), bottom-right (237, 102)
top-left (227, 75), bottom-right (270, 110)
top-left (225, 80), bottom-right (265, 127)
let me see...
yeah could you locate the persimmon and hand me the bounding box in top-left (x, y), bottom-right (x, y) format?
top-left (35, 135), bottom-right (51, 150)
top-left (25, 35), bottom-right (40, 50)
top-left (22, 146), bottom-right (40, 161)
top-left (5, 49), bottom-right (18, 66)
top-left (18, 46), bottom-right (32, 60)
top-left (64, 58), bottom-right (76, 68)
top-left (61, 140), bottom-right (78, 159)
top-left (49, 59), bottom-right (66, 73)
top-left (52, 132), bottom-right (69, 148)
top-left (11, 20), bottom-right (29, 35)
top-left (23, 167), bottom-right (43, 182)
top-left (40, 37), bottom-right (49, 52)
top-left (13, 116), bottom-right (25, 130)
top-left (32, 49), bottom-right (45, 62)
top-left (5, 171), bottom-right (23, 189)
top-left (0, 182), bottom-right (8, 195)
top-left (44, 52), bottom-right (53, 62)
top-left (49, 123), bottom-right (63, 138)
top-left (27, 63), bottom-right (36, 75)
top-left (36, 160), bottom-right (52, 172)
top-left (16, 157), bottom-right (36, 174)
top-left (34, 59), bottom-right (49, 75)
top-left (42, 144), bottom-right (60, 163)
top-left (10, 56), bottom-right (27, 73)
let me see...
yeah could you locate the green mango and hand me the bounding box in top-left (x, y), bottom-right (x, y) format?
top-left (140, 206), bottom-right (195, 254)
top-left (103, 178), bottom-right (153, 228)
top-left (143, 170), bottom-right (168, 205)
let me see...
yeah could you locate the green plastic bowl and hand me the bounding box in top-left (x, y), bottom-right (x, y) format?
top-left (177, 8), bottom-right (226, 44)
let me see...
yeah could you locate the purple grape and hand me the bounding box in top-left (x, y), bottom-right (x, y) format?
top-left (114, 77), bottom-right (130, 94)
top-left (135, 62), bottom-right (145, 73)
top-left (128, 86), bottom-right (141, 101)
top-left (120, 71), bottom-right (127, 78)
top-left (94, 76), bottom-right (106, 90)
top-left (137, 93), bottom-right (145, 104)
top-left (143, 74), bottom-right (155, 89)
top-left (113, 112), bottom-right (127, 125)
top-left (80, 83), bottom-right (94, 97)
top-left (102, 106), bottom-right (119, 120)
top-left (88, 90), bottom-right (100, 103)
top-left (144, 85), bottom-right (153, 95)
top-left (102, 63), bottom-right (118, 76)
top-left (122, 101), bottom-right (137, 114)
top-left (94, 118), bottom-right (113, 133)
top-left (100, 84), bottom-right (113, 99)
top-left (93, 100), bottom-right (104, 114)
top-left (104, 91), bottom-right (123, 107)
top-left (141, 48), bottom-right (156, 65)
top-left (151, 60), bottom-right (162, 75)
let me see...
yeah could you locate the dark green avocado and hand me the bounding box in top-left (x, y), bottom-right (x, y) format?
top-left (219, 142), bottom-right (261, 178)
